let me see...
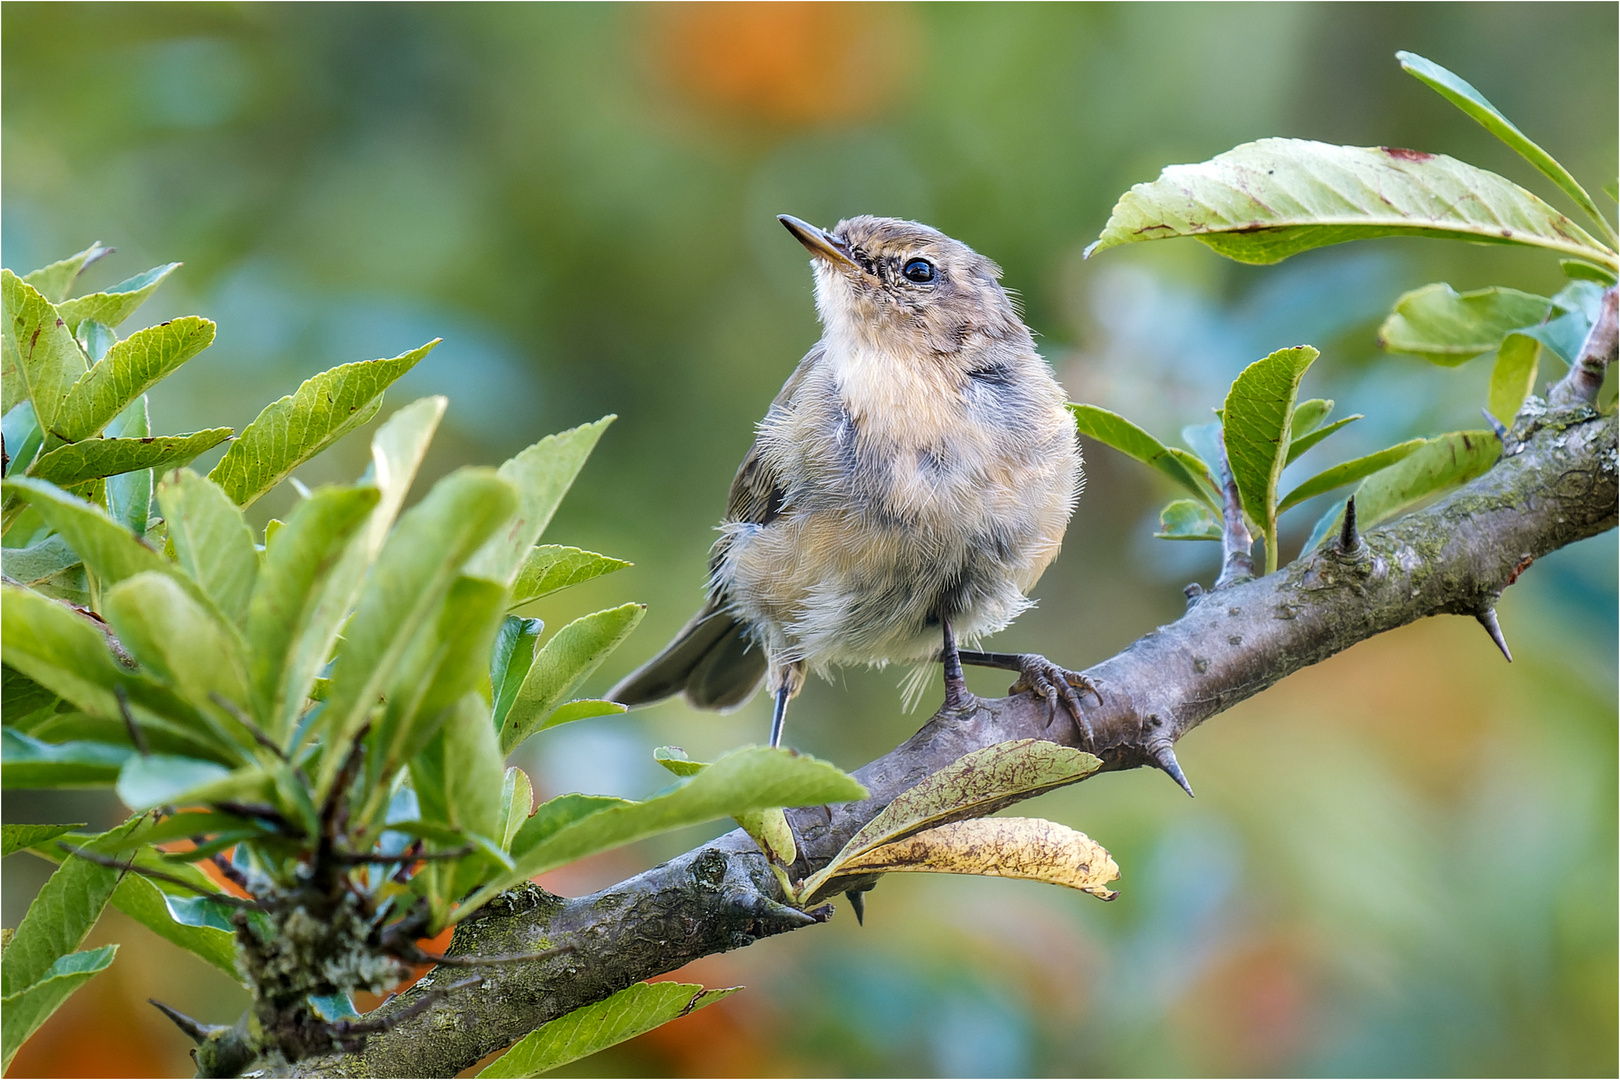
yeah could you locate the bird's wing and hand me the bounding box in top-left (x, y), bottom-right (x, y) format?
top-left (720, 343), bottom-right (822, 529)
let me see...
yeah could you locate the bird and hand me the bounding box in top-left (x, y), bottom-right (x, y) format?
top-left (609, 214), bottom-right (1092, 749)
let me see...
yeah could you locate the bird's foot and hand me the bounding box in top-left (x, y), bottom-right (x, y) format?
top-left (1007, 654), bottom-right (1101, 744)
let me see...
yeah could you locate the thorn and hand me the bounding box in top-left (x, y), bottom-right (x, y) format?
top-left (1481, 407), bottom-right (1509, 441)
top-left (1149, 742), bottom-right (1195, 798)
top-left (845, 888), bottom-right (866, 926)
top-left (1476, 607), bottom-right (1513, 662)
top-left (149, 999), bottom-right (222, 1044)
top-left (1336, 496), bottom-right (1362, 556)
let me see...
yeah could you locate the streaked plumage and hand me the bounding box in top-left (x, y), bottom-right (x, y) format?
top-left (611, 215), bottom-right (1083, 744)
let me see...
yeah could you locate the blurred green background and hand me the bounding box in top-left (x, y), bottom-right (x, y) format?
top-left (3, 3), bottom-right (1616, 1076)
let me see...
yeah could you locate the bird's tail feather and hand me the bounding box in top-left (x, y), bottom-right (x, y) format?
top-left (607, 602), bottom-right (767, 713)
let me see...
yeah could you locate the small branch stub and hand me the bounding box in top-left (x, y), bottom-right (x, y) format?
top-left (1214, 436), bottom-right (1255, 588)
top-left (1549, 286), bottom-right (1618, 407)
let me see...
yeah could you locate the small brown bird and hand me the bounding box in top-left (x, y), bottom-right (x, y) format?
top-left (610, 214), bottom-right (1091, 747)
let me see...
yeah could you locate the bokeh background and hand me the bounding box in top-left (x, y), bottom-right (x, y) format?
top-left (3, 3), bottom-right (1616, 1076)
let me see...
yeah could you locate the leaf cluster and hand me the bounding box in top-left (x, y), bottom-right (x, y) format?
top-left (0, 249), bottom-right (866, 1068)
top-left (1077, 52), bottom-right (1616, 574)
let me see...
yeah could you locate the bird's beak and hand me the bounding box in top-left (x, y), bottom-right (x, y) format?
top-left (778, 214), bottom-right (856, 269)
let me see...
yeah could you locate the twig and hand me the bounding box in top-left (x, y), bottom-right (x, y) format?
top-left (329, 845), bottom-right (475, 866)
top-left (58, 843), bottom-right (266, 909)
top-left (209, 692), bottom-right (289, 761)
top-left (114, 685), bottom-right (150, 756)
top-left (1213, 433), bottom-right (1254, 587)
top-left (1550, 286), bottom-right (1619, 406)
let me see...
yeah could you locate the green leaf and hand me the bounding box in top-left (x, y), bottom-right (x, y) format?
top-left (1289, 398), bottom-right (1333, 436)
top-left (1068, 404), bottom-right (1218, 510)
top-left (1396, 51), bottom-right (1617, 248)
top-left (409, 695), bottom-right (509, 923)
top-left (55, 263), bottom-right (181, 336)
top-left (1085, 138), bottom-right (1617, 270)
top-left (207, 341), bottom-right (437, 508)
top-left (1, 815), bottom-right (140, 995)
top-left (508, 794), bottom-right (632, 859)
top-left (0, 584), bottom-right (134, 722)
top-left (1154, 498), bottom-right (1221, 541)
top-left (244, 484), bottom-right (379, 739)
top-left (500, 604), bottom-right (645, 754)
top-left (652, 749), bottom-right (795, 870)
top-left (491, 616), bottom-right (544, 731)
top-left (55, 316), bottom-right (217, 441)
top-left (500, 767), bottom-right (535, 851)
top-left (478, 982), bottom-right (739, 1079)
top-left (3, 270), bottom-right (88, 427)
top-left (1, 730), bottom-right (133, 788)
top-left (1304, 430), bottom-right (1502, 552)
top-left (103, 397), bottom-right (153, 536)
top-left (159, 470), bottom-right (258, 628)
top-left (1510, 309), bottom-right (1590, 366)
top-left (1, 945), bottom-right (117, 1070)
top-left (1222, 345), bottom-right (1318, 569)
top-left (3, 400), bottom-right (44, 477)
top-left (1277, 438), bottom-right (1426, 513)
top-left (539, 700), bottom-right (626, 728)
top-left (102, 572), bottom-right (252, 743)
top-left (365, 575), bottom-right (509, 800)
top-left (253, 400), bottom-right (443, 742)
top-left (1, 823), bottom-right (83, 858)
top-left (509, 546), bottom-right (632, 609)
top-left (116, 754), bottom-right (267, 812)
top-left (21, 243), bottom-right (113, 304)
top-left (76, 321), bottom-right (115, 364)
top-left (108, 874), bottom-right (241, 980)
top-left (311, 467), bottom-right (517, 790)
top-left (2, 534), bottom-right (82, 584)
top-left (798, 739), bottom-right (1099, 904)
top-left (2, 476), bottom-right (177, 592)
top-left (26, 428), bottom-right (232, 487)
top-left (1286, 415), bottom-right (1361, 466)
top-left (462, 746), bottom-right (868, 917)
top-left (467, 417), bottom-right (615, 586)
top-left (1489, 334), bottom-right (1542, 425)
top-left (1561, 259), bottom-right (1617, 286)
top-left (1376, 283), bottom-right (1553, 366)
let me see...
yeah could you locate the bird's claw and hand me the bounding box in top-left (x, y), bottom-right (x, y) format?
top-left (1008, 654), bottom-right (1100, 744)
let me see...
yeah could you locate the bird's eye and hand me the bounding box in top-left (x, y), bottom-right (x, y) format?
top-left (902, 258), bottom-right (935, 284)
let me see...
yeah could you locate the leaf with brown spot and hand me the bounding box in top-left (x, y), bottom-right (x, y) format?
top-left (829, 817), bottom-right (1120, 901)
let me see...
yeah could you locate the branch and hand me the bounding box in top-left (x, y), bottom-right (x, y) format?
top-left (1549, 286), bottom-right (1618, 407)
top-left (290, 407), bottom-right (1617, 1079)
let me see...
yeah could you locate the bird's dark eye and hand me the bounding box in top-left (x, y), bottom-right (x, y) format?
top-left (902, 258), bottom-right (935, 284)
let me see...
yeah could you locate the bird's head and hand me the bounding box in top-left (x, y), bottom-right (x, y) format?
top-left (778, 214), bottom-right (1028, 362)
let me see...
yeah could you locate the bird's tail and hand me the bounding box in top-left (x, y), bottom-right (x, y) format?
top-left (607, 600), bottom-right (767, 712)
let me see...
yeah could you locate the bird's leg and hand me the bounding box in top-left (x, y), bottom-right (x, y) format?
top-left (956, 649), bottom-right (1099, 743)
top-left (940, 617), bottom-right (973, 712)
top-left (768, 685), bottom-right (791, 749)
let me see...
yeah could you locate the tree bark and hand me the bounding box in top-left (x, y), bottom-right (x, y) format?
top-left (289, 403), bottom-right (1617, 1079)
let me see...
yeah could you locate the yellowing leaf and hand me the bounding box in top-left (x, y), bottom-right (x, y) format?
top-left (799, 738), bottom-right (1099, 903)
top-left (832, 817), bottom-right (1119, 901)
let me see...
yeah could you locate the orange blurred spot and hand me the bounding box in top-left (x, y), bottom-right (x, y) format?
top-left (645, 2), bottom-right (916, 127)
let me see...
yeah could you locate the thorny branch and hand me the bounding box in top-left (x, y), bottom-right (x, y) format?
top-left (260, 398), bottom-right (1616, 1079)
